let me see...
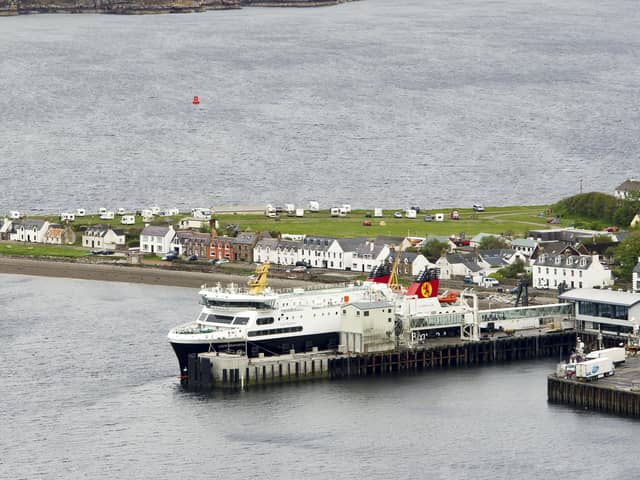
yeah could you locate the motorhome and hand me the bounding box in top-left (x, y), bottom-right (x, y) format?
top-left (295, 208), bottom-right (304, 217)
top-left (76, 208), bottom-right (86, 217)
top-left (121, 215), bottom-right (136, 225)
top-left (100, 211), bottom-right (115, 220)
top-left (405, 209), bottom-right (417, 219)
top-left (191, 208), bottom-right (211, 220)
top-left (98, 207), bottom-right (107, 215)
top-left (117, 208), bottom-right (126, 215)
top-left (265, 204), bottom-right (277, 218)
top-left (342, 204), bottom-right (352, 213)
top-left (9, 211), bottom-right (21, 219)
top-left (60, 212), bottom-right (75, 222)
top-left (308, 201), bottom-right (320, 212)
top-left (434, 213), bottom-right (445, 222)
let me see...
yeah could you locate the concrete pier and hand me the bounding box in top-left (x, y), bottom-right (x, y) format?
top-left (548, 356), bottom-right (640, 418)
top-left (185, 331), bottom-right (576, 390)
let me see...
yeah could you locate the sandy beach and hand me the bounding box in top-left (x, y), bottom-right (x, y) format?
top-left (0, 256), bottom-right (312, 289)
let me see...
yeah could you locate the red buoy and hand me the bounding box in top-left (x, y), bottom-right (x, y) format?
top-left (192, 96), bottom-right (200, 105)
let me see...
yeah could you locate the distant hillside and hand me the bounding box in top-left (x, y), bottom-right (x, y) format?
top-left (0, 0), bottom-right (348, 15)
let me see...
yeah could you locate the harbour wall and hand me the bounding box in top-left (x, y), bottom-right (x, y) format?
top-left (185, 331), bottom-right (576, 390)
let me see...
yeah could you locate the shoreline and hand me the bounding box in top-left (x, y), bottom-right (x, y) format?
top-left (0, 256), bottom-right (314, 289)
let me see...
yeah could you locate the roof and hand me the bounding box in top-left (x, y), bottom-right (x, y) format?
top-left (46, 227), bottom-right (64, 238)
top-left (337, 237), bottom-right (368, 252)
top-left (479, 249), bottom-right (515, 267)
top-left (535, 241), bottom-right (580, 256)
top-left (234, 232), bottom-right (257, 245)
top-left (559, 288), bottom-right (640, 307)
top-left (141, 225), bottom-right (171, 236)
top-left (534, 254), bottom-right (596, 270)
top-left (12, 219), bottom-right (45, 230)
top-left (633, 260), bottom-right (640, 274)
top-left (512, 238), bottom-right (538, 248)
top-left (175, 231), bottom-right (210, 243)
top-left (442, 253), bottom-right (482, 272)
top-left (615, 178), bottom-right (640, 192)
top-left (386, 251), bottom-right (420, 263)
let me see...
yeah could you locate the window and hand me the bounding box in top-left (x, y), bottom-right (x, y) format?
top-left (233, 317), bottom-right (249, 325)
top-left (364, 311), bottom-right (370, 317)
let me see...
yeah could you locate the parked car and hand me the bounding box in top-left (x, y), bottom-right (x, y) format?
top-left (216, 258), bottom-right (229, 264)
top-left (291, 266), bottom-right (307, 273)
top-left (423, 215), bottom-right (433, 222)
top-left (393, 212), bottom-right (403, 218)
top-left (463, 275), bottom-right (474, 284)
top-left (450, 210), bottom-right (460, 220)
top-left (187, 255), bottom-right (198, 262)
top-left (162, 252), bottom-right (178, 261)
top-left (295, 261), bottom-right (311, 268)
top-left (362, 220), bottom-right (372, 226)
top-left (472, 204), bottom-right (485, 212)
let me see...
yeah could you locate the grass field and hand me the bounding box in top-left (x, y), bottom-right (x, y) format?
top-left (212, 205), bottom-right (556, 238)
top-left (0, 243), bottom-right (88, 258)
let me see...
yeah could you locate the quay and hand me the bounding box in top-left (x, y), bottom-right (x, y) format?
top-left (184, 331), bottom-right (575, 390)
top-left (548, 356), bottom-right (640, 418)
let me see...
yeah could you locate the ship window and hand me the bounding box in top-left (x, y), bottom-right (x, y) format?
top-left (206, 314), bottom-right (233, 324)
top-left (233, 317), bottom-right (249, 325)
top-left (257, 317), bottom-right (274, 325)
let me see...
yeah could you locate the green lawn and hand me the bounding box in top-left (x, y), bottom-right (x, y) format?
top-left (0, 243), bottom-right (88, 258)
top-left (212, 205), bottom-right (557, 238)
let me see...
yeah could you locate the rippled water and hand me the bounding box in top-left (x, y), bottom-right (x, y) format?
top-left (1, 273), bottom-right (638, 479)
top-left (0, 0), bottom-right (639, 213)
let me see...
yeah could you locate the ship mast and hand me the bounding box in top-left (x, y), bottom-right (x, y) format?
top-left (248, 262), bottom-right (270, 294)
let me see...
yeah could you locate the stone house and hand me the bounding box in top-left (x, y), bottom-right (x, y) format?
top-left (172, 231), bottom-right (210, 258)
top-left (44, 225), bottom-right (66, 245)
top-left (232, 232), bottom-right (259, 263)
top-left (614, 178), bottom-right (640, 199)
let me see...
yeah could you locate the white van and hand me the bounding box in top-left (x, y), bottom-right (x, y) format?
top-left (481, 277), bottom-right (500, 287)
top-left (76, 208), bottom-right (86, 217)
top-left (434, 213), bottom-right (445, 222)
top-left (308, 201), bottom-right (320, 212)
top-left (374, 208), bottom-right (383, 217)
top-left (117, 208), bottom-right (126, 215)
top-left (405, 209), bottom-right (417, 219)
top-left (330, 207), bottom-right (341, 217)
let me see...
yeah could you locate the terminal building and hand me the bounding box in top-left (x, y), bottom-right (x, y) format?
top-left (559, 288), bottom-right (640, 337)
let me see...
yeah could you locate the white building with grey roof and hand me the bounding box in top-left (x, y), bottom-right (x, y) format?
top-left (9, 219), bottom-right (50, 243)
top-left (633, 258), bottom-right (640, 293)
top-left (532, 254), bottom-right (613, 290)
top-left (140, 225), bottom-right (175, 255)
top-left (559, 288), bottom-right (640, 337)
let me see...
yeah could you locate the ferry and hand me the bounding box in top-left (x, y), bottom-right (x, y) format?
top-left (167, 261), bottom-right (471, 376)
top-left (167, 263), bottom-right (393, 375)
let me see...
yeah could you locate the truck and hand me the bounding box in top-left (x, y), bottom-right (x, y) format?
top-left (575, 357), bottom-right (614, 381)
top-left (586, 347), bottom-right (626, 365)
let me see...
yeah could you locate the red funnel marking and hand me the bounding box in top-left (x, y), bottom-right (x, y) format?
top-left (406, 279), bottom-right (439, 298)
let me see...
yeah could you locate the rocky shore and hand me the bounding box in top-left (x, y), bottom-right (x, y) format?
top-left (0, 0), bottom-right (350, 15)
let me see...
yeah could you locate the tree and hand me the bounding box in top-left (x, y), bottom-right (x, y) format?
top-left (421, 239), bottom-right (449, 262)
top-left (498, 258), bottom-right (527, 279)
top-left (613, 230), bottom-right (640, 281)
top-left (478, 235), bottom-right (510, 250)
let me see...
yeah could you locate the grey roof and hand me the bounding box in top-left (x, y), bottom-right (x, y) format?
top-left (535, 254), bottom-right (596, 269)
top-left (276, 239), bottom-right (301, 250)
top-left (386, 251), bottom-right (419, 263)
top-left (12, 219), bottom-right (45, 231)
top-left (444, 253), bottom-right (482, 272)
top-left (234, 232), bottom-right (257, 245)
top-left (302, 236), bottom-right (337, 251)
top-left (375, 236), bottom-right (405, 246)
top-left (141, 225), bottom-right (171, 236)
top-left (111, 229), bottom-right (125, 236)
top-left (336, 237), bottom-right (368, 252)
top-left (512, 238), bottom-right (538, 248)
top-left (633, 260), bottom-right (640, 274)
top-left (536, 241), bottom-right (580, 256)
top-left (479, 249), bottom-right (517, 267)
top-left (175, 231), bottom-right (210, 243)
top-left (615, 179), bottom-right (640, 192)
top-left (560, 288), bottom-right (640, 307)
top-left (255, 238), bottom-right (279, 249)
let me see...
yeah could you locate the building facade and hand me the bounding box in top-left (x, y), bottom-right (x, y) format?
top-left (532, 254), bottom-right (613, 290)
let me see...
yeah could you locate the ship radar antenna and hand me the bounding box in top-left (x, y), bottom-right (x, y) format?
top-left (248, 262), bottom-right (270, 294)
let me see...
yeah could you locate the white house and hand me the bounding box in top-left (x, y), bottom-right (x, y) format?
top-left (253, 237), bottom-right (281, 264)
top-left (9, 219), bottom-right (50, 243)
top-left (436, 253), bottom-right (483, 280)
top-left (511, 238), bottom-right (539, 257)
top-left (532, 254), bottom-right (613, 290)
top-left (140, 225), bottom-right (175, 254)
top-left (297, 236), bottom-right (345, 270)
top-left (614, 178), bottom-right (640, 200)
top-left (633, 258), bottom-right (640, 293)
top-left (0, 218), bottom-right (12, 240)
top-left (340, 237), bottom-right (389, 273)
top-left (83, 226), bottom-right (126, 250)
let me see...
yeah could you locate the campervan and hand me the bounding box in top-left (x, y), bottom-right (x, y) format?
top-left (98, 207), bottom-right (107, 215)
top-left (295, 208), bottom-right (304, 217)
top-left (76, 208), bottom-right (86, 217)
top-left (405, 209), bottom-right (417, 219)
top-left (60, 212), bottom-right (75, 222)
top-left (121, 215), bottom-right (136, 225)
top-left (191, 208), bottom-right (211, 220)
top-left (434, 213), bottom-right (445, 222)
top-left (150, 207), bottom-right (161, 215)
top-left (374, 208), bottom-right (383, 218)
top-left (342, 204), bottom-right (352, 214)
top-left (100, 211), bottom-right (115, 220)
top-left (330, 207), bottom-right (341, 217)
top-left (308, 201), bottom-right (320, 212)
top-left (117, 208), bottom-right (126, 215)
top-left (285, 204), bottom-right (295, 214)
top-left (265, 204), bottom-right (277, 218)
top-left (9, 211), bottom-right (21, 219)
